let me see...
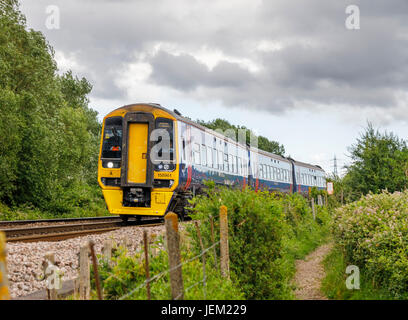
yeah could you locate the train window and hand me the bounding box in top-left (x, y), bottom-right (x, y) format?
top-left (182, 139), bottom-right (186, 161)
top-left (201, 145), bottom-right (207, 166)
top-left (238, 157), bottom-right (242, 175)
top-left (208, 147), bottom-right (213, 168)
top-left (268, 166), bottom-right (272, 180)
top-left (219, 151), bottom-right (224, 170)
top-left (213, 148), bottom-right (217, 168)
top-left (224, 154), bottom-right (229, 172)
top-left (229, 154), bottom-right (234, 173)
top-left (259, 165), bottom-right (263, 178)
top-left (193, 143), bottom-right (200, 165)
top-left (102, 117), bottom-right (123, 159)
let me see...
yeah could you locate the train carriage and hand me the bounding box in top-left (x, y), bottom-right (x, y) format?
top-left (98, 103), bottom-right (326, 220)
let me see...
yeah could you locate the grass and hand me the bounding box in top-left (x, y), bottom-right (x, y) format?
top-left (321, 245), bottom-right (404, 300)
top-left (0, 200), bottom-right (109, 221)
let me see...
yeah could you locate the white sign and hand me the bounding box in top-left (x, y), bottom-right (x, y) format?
top-left (327, 182), bottom-right (334, 195)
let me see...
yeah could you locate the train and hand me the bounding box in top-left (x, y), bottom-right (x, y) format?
top-left (97, 103), bottom-right (326, 221)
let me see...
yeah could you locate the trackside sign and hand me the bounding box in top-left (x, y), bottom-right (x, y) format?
top-left (327, 182), bottom-right (334, 195)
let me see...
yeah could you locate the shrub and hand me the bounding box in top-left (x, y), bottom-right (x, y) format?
top-left (332, 190), bottom-right (408, 298)
top-left (188, 185), bottom-right (331, 299)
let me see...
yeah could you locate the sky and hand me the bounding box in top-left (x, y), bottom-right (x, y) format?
top-left (18, 0), bottom-right (408, 175)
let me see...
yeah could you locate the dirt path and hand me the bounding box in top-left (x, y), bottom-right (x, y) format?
top-left (293, 243), bottom-right (332, 300)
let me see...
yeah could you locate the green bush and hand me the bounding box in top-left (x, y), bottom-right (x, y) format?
top-left (188, 185), bottom-right (331, 299)
top-left (332, 190), bottom-right (408, 298)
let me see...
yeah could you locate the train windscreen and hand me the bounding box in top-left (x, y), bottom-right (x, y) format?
top-left (102, 117), bottom-right (123, 159)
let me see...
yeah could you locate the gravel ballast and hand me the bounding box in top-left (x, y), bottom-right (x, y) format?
top-left (6, 225), bottom-right (169, 298)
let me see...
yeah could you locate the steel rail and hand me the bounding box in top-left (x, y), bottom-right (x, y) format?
top-left (1, 218), bottom-right (165, 243)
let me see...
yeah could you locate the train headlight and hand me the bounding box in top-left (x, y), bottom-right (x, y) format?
top-left (158, 164), bottom-right (163, 170)
top-left (164, 164), bottom-right (169, 170)
top-left (107, 162), bottom-right (114, 168)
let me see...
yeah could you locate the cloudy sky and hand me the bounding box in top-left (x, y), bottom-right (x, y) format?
top-left (19, 0), bottom-right (408, 174)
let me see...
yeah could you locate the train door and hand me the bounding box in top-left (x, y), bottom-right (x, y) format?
top-left (127, 123), bottom-right (148, 184)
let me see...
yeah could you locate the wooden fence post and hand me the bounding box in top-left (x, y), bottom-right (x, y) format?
top-left (89, 240), bottom-right (103, 300)
top-left (73, 277), bottom-right (80, 299)
top-left (79, 244), bottom-right (90, 300)
top-left (102, 240), bottom-right (113, 266)
top-left (219, 205), bottom-right (230, 279)
top-left (317, 194), bottom-right (323, 206)
top-left (143, 230), bottom-right (151, 300)
top-left (165, 212), bottom-right (184, 300)
top-left (0, 232), bottom-right (10, 300)
top-left (210, 216), bottom-right (218, 270)
top-left (311, 198), bottom-right (316, 220)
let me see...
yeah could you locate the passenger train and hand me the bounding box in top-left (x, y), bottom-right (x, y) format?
top-left (98, 103), bottom-right (326, 220)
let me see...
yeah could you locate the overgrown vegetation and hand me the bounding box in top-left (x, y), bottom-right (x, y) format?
top-left (188, 185), bottom-right (331, 299)
top-left (0, 1), bottom-right (107, 219)
top-left (91, 187), bottom-right (331, 300)
top-left (326, 191), bottom-right (408, 299)
top-left (94, 235), bottom-right (244, 300)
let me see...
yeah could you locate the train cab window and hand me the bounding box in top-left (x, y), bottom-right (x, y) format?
top-left (102, 117), bottom-right (123, 159)
top-left (155, 118), bottom-right (175, 164)
top-left (201, 145), bottom-right (207, 166)
top-left (193, 143), bottom-right (201, 165)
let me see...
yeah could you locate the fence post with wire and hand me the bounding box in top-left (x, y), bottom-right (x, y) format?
top-left (219, 205), bottom-right (230, 279)
top-left (165, 212), bottom-right (184, 300)
top-left (110, 207), bottom-right (229, 301)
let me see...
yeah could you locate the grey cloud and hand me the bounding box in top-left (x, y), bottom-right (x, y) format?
top-left (19, 0), bottom-right (408, 116)
top-left (149, 51), bottom-right (253, 90)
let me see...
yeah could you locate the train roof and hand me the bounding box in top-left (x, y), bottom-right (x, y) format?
top-left (291, 159), bottom-right (325, 172)
top-left (110, 103), bottom-right (325, 174)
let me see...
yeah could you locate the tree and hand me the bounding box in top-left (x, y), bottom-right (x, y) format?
top-left (0, 1), bottom-right (102, 213)
top-left (197, 118), bottom-right (285, 156)
top-left (344, 122), bottom-right (408, 200)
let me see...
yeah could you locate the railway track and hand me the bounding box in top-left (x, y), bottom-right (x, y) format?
top-left (0, 216), bottom-right (164, 243)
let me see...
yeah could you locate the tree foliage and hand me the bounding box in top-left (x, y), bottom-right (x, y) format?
top-left (197, 118), bottom-right (285, 156)
top-left (0, 1), bottom-right (102, 214)
top-left (344, 123), bottom-right (408, 200)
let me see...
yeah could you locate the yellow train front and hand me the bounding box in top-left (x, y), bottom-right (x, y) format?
top-left (98, 103), bottom-right (181, 221)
